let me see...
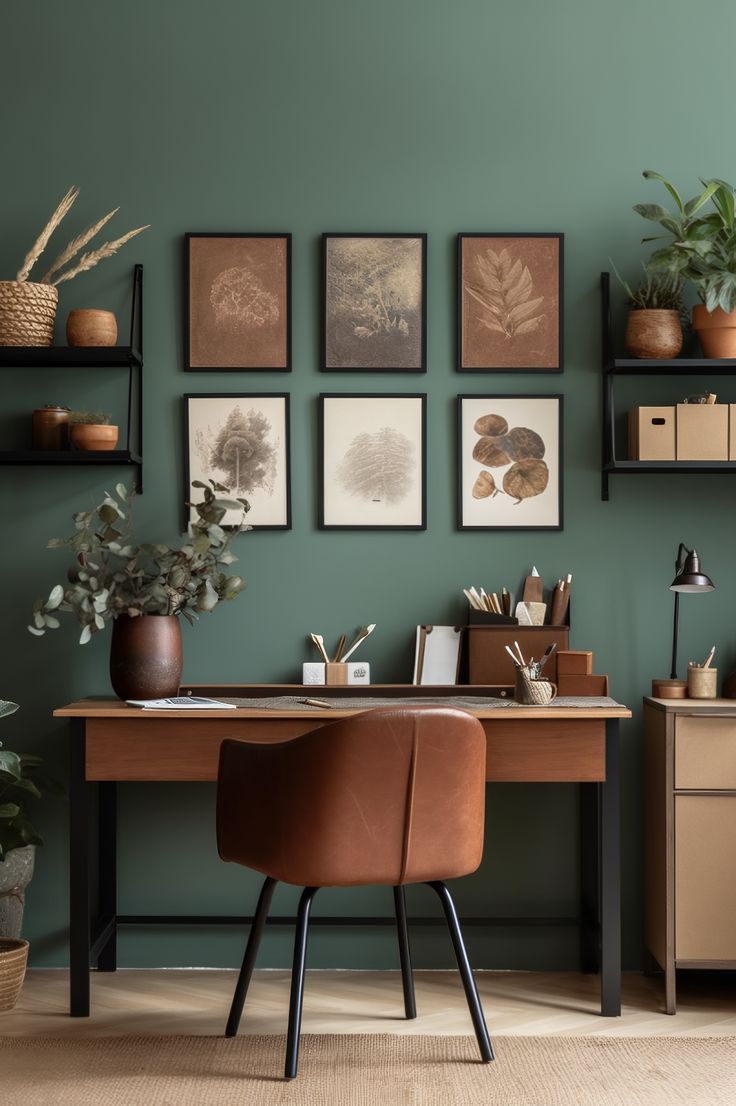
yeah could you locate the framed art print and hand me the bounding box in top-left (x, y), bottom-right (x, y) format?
top-left (457, 394), bottom-right (563, 530)
top-left (457, 233), bottom-right (563, 372)
top-left (184, 393), bottom-right (291, 530)
top-left (322, 234), bottom-right (427, 371)
top-left (319, 394), bottom-right (426, 529)
top-left (185, 233), bottom-right (291, 371)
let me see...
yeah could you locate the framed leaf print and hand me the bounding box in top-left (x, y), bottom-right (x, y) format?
top-left (322, 234), bottom-right (427, 371)
top-left (457, 233), bottom-right (563, 372)
top-left (185, 233), bottom-right (291, 371)
top-left (458, 394), bottom-right (563, 530)
top-left (319, 394), bottom-right (426, 529)
top-left (184, 393), bottom-right (291, 530)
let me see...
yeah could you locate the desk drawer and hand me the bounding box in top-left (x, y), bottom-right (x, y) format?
top-left (675, 795), bottom-right (736, 960)
top-left (675, 715), bottom-right (736, 790)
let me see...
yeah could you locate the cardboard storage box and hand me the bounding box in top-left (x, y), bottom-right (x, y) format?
top-left (628, 406), bottom-right (675, 460)
top-left (557, 674), bottom-right (609, 697)
top-left (557, 650), bottom-right (593, 676)
top-left (676, 404), bottom-right (728, 460)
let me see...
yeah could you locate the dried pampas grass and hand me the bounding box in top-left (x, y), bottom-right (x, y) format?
top-left (13, 188), bottom-right (149, 286)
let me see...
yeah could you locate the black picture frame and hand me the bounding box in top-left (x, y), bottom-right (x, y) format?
top-left (319, 393), bottom-right (427, 530)
top-left (321, 233), bottom-right (427, 372)
top-left (456, 233), bottom-right (564, 373)
top-left (453, 395), bottom-right (562, 533)
top-left (183, 392), bottom-right (291, 532)
top-left (184, 233), bottom-right (292, 372)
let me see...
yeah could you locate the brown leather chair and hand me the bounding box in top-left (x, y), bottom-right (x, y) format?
top-left (217, 706), bottom-right (493, 1078)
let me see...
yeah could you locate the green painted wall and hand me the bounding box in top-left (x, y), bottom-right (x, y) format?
top-left (2, 0), bottom-right (734, 971)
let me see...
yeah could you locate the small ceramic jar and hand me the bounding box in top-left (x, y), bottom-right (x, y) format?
top-left (66, 309), bottom-right (118, 347)
top-left (687, 666), bottom-right (717, 699)
top-left (32, 406), bottom-right (69, 450)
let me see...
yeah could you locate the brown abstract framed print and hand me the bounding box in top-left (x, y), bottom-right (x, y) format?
top-left (185, 234), bottom-right (291, 371)
top-left (457, 233), bottom-right (563, 372)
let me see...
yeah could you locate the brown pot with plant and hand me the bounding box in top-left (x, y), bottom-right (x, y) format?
top-left (0, 187), bottom-right (148, 347)
top-left (29, 482), bottom-right (250, 700)
top-left (633, 170), bottom-right (736, 358)
top-left (68, 411), bottom-right (118, 451)
top-left (613, 264), bottom-right (686, 359)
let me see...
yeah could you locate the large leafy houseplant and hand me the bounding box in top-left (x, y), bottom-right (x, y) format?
top-left (30, 481), bottom-right (249, 644)
top-left (0, 700), bottom-right (45, 860)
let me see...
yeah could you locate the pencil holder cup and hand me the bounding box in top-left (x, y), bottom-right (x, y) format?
top-left (687, 666), bottom-right (717, 699)
top-left (515, 667), bottom-right (557, 705)
top-left (325, 663), bottom-right (349, 686)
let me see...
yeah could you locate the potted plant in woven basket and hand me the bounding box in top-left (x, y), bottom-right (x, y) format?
top-left (0, 698), bottom-right (59, 1011)
top-left (29, 481), bottom-right (250, 700)
top-left (0, 187), bottom-right (149, 347)
top-left (612, 264), bottom-right (687, 359)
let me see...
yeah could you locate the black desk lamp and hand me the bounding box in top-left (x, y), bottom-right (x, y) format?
top-left (669, 544), bottom-right (714, 679)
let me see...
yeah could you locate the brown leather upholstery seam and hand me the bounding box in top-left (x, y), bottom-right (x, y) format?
top-left (398, 716), bottom-right (419, 884)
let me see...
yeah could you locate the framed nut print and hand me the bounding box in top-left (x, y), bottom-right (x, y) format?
top-left (322, 234), bottom-right (427, 372)
top-left (185, 233), bottom-right (291, 371)
top-left (319, 393), bottom-right (426, 529)
top-left (457, 233), bottom-right (563, 372)
top-left (458, 394), bottom-right (563, 530)
top-left (184, 393), bottom-right (291, 530)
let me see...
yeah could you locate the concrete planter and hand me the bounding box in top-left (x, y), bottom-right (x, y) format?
top-left (0, 845), bottom-right (35, 938)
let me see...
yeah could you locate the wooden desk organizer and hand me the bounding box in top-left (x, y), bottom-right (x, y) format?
top-left (466, 625), bottom-right (570, 685)
top-left (325, 663), bottom-right (349, 686)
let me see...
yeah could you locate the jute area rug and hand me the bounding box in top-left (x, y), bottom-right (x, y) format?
top-left (1, 1034), bottom-right (734, 1106)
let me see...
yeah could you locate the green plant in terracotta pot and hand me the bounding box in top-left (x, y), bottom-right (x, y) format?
top-left (68, 410), bottom-right (118, 452)
top-left (612, 263), bottom-right (687, 359)
top-left (29, 481), bottom-right (250, 699)
top-left (633, 170), bottom-right (736, 357)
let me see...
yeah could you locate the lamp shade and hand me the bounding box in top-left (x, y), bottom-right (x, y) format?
top-left (670, 548), bottom-right (715, 593)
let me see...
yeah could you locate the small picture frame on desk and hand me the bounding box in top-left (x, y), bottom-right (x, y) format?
top-left (319, 393), bottom-right (426, 529)
top-left (457, 394), bottom-right (563, 531)
top-left (184, 393), bottom-right (291, 531)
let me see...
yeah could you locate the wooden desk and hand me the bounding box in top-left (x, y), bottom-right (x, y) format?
top-left (55, 687), bottom-right (630, 1019)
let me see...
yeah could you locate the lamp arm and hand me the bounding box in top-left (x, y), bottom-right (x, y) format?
top-left (675, 543), bottom-right (689, 575)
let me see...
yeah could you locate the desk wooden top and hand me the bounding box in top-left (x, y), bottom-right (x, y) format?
top-left (54, 696), bottom-right (631, 722)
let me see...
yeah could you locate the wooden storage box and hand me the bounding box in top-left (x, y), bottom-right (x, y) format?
top-left (557, 650), bottom-right (593, 676)
top-left (467, 625), bottom-right (569, 685)
top-left (557, 673), bottom-right (609, 697)
top-left (628, 406), bottom-right (675, 461)
top-left (676, 403), bottom-right (728, 460)
top-left (730, 404), bottom-right (736, 460)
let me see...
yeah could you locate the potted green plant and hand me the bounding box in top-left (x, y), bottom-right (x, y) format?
top-left (68, 410), bottom-right (118, 451)
top-left (0, 700), bottom-right (44, 936)
top-left (633, 170), bottom-right (736, 357)
top-left (613, 264), bottom-right (687, 359)
top-left (29, 481), bottom-right (250, 699)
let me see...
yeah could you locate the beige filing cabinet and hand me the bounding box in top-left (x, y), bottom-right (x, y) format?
top-left (644, 697), bottom-right (736, 1013)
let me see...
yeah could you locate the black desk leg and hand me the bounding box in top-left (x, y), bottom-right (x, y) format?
top-left (69, 719), bottom-right (91, 1016)
top-left (600, 719), bottom-right (621, 1016)
top-left (579, 781), bottom-right (600, 974)
top-left (96, 782), bottom-right (117, 972)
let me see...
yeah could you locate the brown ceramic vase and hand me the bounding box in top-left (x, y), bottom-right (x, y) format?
top-left (66, 309), bottom-right (118, 347)
top-left (624, 309), bottom-right (682, 359)
top-left (692, 304), bottom-right (736, 358)
top-left (109, 614), bottom-right (183, 700)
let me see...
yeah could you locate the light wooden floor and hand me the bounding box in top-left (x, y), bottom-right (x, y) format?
top-left (3, 970), bottom-right (735, 1037)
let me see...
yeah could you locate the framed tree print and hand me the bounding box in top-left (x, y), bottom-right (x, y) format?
top-left (184, 393), bottom-right (291, 530)
top-left (185, 233), bottom-right (291, 371)
top-left (319, 394), bottom-right (426, 529)
top-left (458, 394), bottom-right (563, 530)
top-left (322, 234), bottom-right (427, 372)
top-left (457, 233), bottom-right (563, 372)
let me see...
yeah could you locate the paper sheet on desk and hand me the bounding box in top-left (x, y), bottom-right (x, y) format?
top-left (219, 695), bottom-right (624, 711)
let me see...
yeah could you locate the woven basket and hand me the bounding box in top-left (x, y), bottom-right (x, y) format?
top-left (0, 280), bottom-right (58, 346)
top-left (515, 666), bottom-right (557, 705)
top-left (0, 937), bottom-right (29, 1011)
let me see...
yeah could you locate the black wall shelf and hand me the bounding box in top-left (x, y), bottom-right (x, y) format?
top-left (601, 272), bottom-right (736, 500)
top-left (0, 264), bottom-right (144, 491)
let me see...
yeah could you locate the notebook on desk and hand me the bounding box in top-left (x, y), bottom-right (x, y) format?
top-left (126, 696), bottom-right (236, 710)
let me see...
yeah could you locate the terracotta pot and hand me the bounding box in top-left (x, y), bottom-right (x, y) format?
top-left (109, 614), bottom-right (183, 700)
top-left (32, 406), bottom-right (69, 450)
top-left (69, 424), bottom-right (119, 451)
top-left (66, 309), bottom-right (118, 347)
top-left (693, 304), bottom-right (736, 358)
top-left (624, 309), bottom-right (682, 359)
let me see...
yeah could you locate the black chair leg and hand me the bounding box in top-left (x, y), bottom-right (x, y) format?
top-left (284, 886), bottom-right (319, 1080)
top-left (393, 885), bottom-right (417, 1019)
top-left (225, 875), bottom-right (277, 1038)
top-left (426, 880), bottom-right (494, 1063)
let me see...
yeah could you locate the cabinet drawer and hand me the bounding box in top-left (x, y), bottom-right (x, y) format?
top-left (675, 795), bottom-right (736, 960)
top-left (675, 715), bottom-right (736, 789)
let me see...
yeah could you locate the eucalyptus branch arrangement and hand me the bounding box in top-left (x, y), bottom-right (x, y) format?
top-left (14, 187), bottom-right (149, 286)
top-left (29, 481), bottom-right (250, 645)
